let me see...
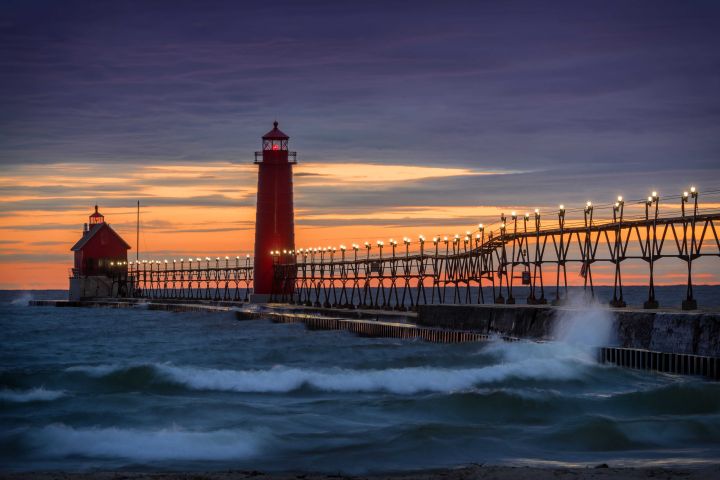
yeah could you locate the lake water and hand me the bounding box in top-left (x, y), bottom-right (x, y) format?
top-left (1, 290), bottom-right (719, 473)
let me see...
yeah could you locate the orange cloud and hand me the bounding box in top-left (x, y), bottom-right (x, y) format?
top-left (1, 161), bottom-right (718, 289)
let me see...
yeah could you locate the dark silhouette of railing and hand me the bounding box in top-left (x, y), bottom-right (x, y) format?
top-left (270, 189), bottom-right (720, 310)
top-left (126, 256), bottom-right (253, 301)
top-left (121, 189), bottom-right (720, 310)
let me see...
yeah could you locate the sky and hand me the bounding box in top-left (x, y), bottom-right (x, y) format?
top-left (1, 0), bottom-right (719, 289)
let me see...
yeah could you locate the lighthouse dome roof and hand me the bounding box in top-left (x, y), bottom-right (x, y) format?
top-left (262, 121), bottom-right (289, 140)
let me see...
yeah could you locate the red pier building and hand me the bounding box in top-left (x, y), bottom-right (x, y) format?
top-left (252, 121), bottom-right (296, 302)
top-left (69, 205), bottom-right (131, 300)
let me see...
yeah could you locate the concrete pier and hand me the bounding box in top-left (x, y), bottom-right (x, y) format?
top-left (416, 304), bottom-right (720, 357)
top-left (29, 299), bottom-right (719, 379)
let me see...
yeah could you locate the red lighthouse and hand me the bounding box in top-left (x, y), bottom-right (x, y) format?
top-left (252, 121), bottom-right (297, 302)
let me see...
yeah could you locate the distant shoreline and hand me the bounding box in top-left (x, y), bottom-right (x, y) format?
top-left (3, 465), bottom-right (720, 480)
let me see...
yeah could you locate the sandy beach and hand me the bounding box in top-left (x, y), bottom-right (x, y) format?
top-left (3, 465), bottom-right (720, 480)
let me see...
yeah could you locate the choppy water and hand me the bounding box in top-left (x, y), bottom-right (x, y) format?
top-left (1, 290), bottom-right (719, 473)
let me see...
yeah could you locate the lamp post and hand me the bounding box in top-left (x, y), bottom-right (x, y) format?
top-left (644, 192), bottom-right (660, 309)
top-left (682, 186), bottom-right (699, 310)
top-left (495, 220), bottom-right (507, 304)
top-left (553, 205), bottom-right (566, 305)
top-left (507, 212), bottom-right (517, 305)
top-left (529, 208), bottom-right (546, 304)
top-left (583, 201), bottom-right (593, 227)
top-left (609, 196), bottom-right (626, 306)
top-left (582, 202), bottom-right (594, 297)
top-left (613, 196), bottom-right (624, 222)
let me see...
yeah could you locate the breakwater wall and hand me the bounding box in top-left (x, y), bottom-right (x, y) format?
top-left (29, 299), bottom-right (719, 379)
top-left (600, 346), bottom-right (719, 379)
top-left (239, 308), bottom-right (719, 380)
top-left (235, 310), bottom-right (517, 343)
top-left (416, 304), bottom-right (720, 357)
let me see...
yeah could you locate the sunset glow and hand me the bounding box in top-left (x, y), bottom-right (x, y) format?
top-left (1, 158), bottom-right (717, 288)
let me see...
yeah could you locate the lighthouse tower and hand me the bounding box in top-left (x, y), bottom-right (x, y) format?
top-left (251, 121), bottom-right (297, 302)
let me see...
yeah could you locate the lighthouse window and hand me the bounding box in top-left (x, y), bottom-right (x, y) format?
top-left (263, 140), bottom-right (288, 151)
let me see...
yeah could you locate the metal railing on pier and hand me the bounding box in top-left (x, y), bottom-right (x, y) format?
top-left (270, 189), bottom-right (720, 310)
top-left (126, 256), bottom-right (253, 301)
top-left (118, 188), bottom-right (720, 310)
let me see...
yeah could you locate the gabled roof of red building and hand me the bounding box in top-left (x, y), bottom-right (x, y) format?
top-left (262, 121), bottom-right (289, 140)
top-left (71, 223), bottom-right (131, 251)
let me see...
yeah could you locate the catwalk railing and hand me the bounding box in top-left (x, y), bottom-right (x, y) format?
top-left (124, 256), bottom-right (253, 301)
top-left (118, 189), bottom-right (720, 309)
top-left (270, 190), bottom-right (720, 310)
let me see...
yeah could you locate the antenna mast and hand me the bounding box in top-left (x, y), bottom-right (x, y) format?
top-left (136, 200), bottom-right (140, 261)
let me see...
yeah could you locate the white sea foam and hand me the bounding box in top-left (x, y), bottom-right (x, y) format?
top-left (475, 294), bottom-right (616, 384)
top-left (552, 293), bottom-right (616, 348)
top-left (66, 364), bottom-right (124, 377)
top-left (28, 424), bottom-right (261, 461)
top-left (10, 292), bottom-right (32, 305)
top-left (64, 303), bottom-right (613, 395)
top-left (0, 387), bottom-right (66, 403)
top-left (64, 346), bottom-right (596, 395)
top-left (152, 358), bottom-right (588, 394)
